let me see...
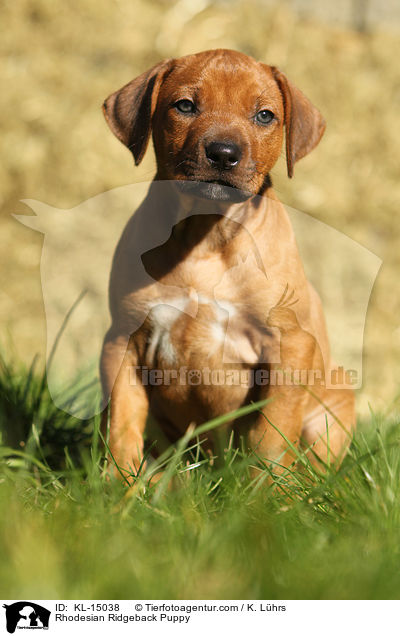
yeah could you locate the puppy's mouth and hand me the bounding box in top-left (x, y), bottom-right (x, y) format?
top-left (175, 179), bottom-right (253, 203)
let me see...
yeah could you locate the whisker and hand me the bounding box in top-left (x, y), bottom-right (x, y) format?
top-left (282, 298), bottom-right (299, 308)
top-left (276, 283), bottom-right (289, 307)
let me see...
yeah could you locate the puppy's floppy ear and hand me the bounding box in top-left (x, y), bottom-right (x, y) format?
top-left (103, 59), bottom-right (173, 165)
top-left (272, 68), bottom-right (326, 178)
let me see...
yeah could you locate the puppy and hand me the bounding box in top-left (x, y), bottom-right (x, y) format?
top-left (100, 49), bottom-right (355, 479)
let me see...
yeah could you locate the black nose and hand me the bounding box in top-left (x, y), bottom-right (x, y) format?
top-left (205, 141), bottom-right (242, 170)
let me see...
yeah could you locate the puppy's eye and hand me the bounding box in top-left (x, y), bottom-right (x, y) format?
top-left (174, 99), bottom-right (196, 114)
top-left (255, 109), bottom-right (275, 125)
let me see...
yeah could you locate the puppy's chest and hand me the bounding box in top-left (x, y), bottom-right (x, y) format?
top-left (143, 256), bottom-right (274, 368)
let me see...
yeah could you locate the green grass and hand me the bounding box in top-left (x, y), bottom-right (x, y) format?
top-left (1, 354), bottom-right (400, 600)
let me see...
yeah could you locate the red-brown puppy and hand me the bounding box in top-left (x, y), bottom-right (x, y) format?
top-left (101, 49), bottom-right (355, 479)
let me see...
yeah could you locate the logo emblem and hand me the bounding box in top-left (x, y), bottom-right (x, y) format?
top-left (3, 603), bottom-right (50, 633)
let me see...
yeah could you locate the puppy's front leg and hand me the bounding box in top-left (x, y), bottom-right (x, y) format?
top-left (249, 301), bottom-right (319, 475)
top-left (101, 332), bottom-right (149, 480)
top-left (249, 381), bottom-right (309, 474)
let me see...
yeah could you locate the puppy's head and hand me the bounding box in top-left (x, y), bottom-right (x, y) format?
top-left (103, 49), bottom-right (325, 201)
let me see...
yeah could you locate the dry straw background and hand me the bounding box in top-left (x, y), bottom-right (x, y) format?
top-left (1, 0), bottom-right (399, 413)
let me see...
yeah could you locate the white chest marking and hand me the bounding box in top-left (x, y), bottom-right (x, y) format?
top-left (147, 298), bottom-right (187, 365)
top-left (146, 293), bottom-right (257, 366)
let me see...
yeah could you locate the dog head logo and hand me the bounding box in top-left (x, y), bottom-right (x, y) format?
top-left (2, 602), bottom-right (50, 633)
top-left (14, 183), bottom-right (381, 416)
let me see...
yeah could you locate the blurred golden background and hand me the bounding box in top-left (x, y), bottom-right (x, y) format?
top-left (1, 0), bottom-right (399, 413)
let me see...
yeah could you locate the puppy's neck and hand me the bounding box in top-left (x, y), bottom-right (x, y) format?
top-left (149, 177), bottom-right (273, 251)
